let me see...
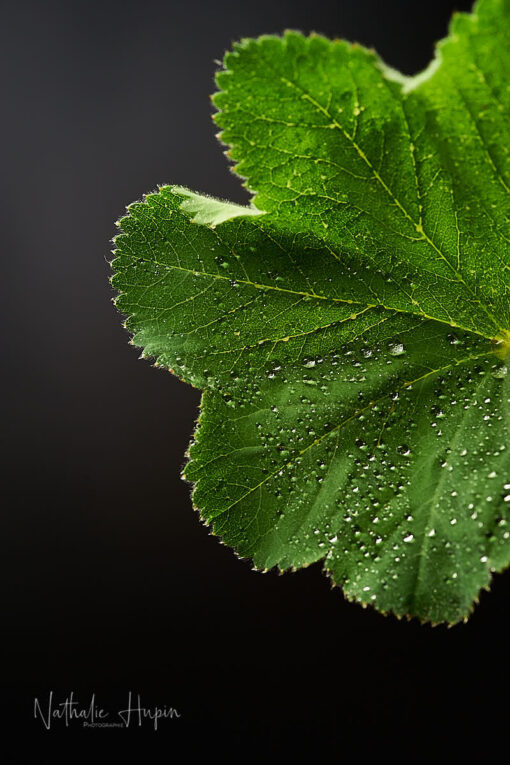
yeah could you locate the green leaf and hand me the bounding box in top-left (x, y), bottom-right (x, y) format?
top-left (111, 0), bottom-right (510, 624)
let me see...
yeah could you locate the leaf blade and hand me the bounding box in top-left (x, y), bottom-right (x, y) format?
top-left (111, 0), bottom-right (510, 623)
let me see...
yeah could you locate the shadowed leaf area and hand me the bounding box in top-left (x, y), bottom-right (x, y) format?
top-left (112, 0), bottom-right (510, 624)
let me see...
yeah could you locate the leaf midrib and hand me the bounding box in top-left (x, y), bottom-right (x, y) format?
top-left (407, 364), bottom-right (495, 614)
top-left (125, 252), bottom-right (495, 342)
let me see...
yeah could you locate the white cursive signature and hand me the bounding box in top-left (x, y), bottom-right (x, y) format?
top-left (33, 691), bottom-right (180, 731)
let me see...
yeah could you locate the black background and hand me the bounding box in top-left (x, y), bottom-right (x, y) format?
top-left (2, 0), bottom-right (508, 759)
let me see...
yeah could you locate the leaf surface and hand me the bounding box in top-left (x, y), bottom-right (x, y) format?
top-left (112, 0), bottom-right (510, 623)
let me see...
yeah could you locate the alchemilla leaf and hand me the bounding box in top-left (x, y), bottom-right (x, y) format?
top-left (112, 0), bottom-right (510, 624)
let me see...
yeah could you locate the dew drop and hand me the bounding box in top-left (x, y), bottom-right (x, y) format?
top-left (388, 342), bottom-right (405, 356)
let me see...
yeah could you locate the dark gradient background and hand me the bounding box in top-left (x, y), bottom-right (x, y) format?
top-left (2, 0), bottom-right (508, 759)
